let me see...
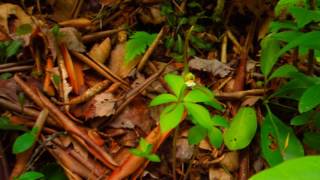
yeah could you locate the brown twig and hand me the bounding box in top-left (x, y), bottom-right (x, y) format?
top-left (0, 65), bottom-right (33, 73)
top-left (82, 28), bottom-right (126, 43)
top-left (14, 74), bottom-right (118, 169)
top-left (215, 89), bottom-right (265, 100)
top-left (71, 51), bottom-right (129, 90)
top-left (0, 60), bottom-right (33, 69)
top-left (0, 141), bottom-right (9, 180)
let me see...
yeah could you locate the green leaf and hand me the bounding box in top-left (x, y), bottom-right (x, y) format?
top-left (0, 116), bottom-right (24, 131)
top-left (223, 107), bottom-right (257, 150)
top-left (125, 31), bottom-right (157, 62)
top-left (269, 21), bottom-right (298, 33)
top-left (16, 24), bottom-right (33, 35)
top-left (271, 31), bottom-right (303, 43)
top-left (52, 74), bottom-right (61, 87)
top-left (268, 64), bottom-right (298, 81)
top-left (18, 171), bottom-right (44, 180)
top-left (260, 35), bottom-right (281, 77)
top-left (261, 111), bottom-right (304, 167)
top-left (190, 35), bottom-right (212, 50)
top-left (208, 126), bottom-right (223, 148)
top-left (146, 154), bottom-right (161, 162)
top-left (150, 94), bottom-right (177, 106)
top-left (274, 0), bottom-right (307, 16)
top-left (51, 24), bottom-right (62, 38)
top-left (160, 103), bottom-right (185, 132)
top-left (6, 40), bottom-right (22, 58)
top-left (13, 132), bottom-right (36, 154)
top-left (211, 115), bottom-right (229, 128)
top-left (188, 125), bottom-right (207, 145)
top-left (184, 102), bottom-right (213, 128)
top-left (299, 84), bottom-right (320, 113)
top-left (164, 74), bottom-right (185, 97)
top-left (250, 156), bottom-right (320, 180)
top-left (0, 72), bottom-right (12, 80)
top-left (139, 138), bottom-right (152, 153)
top-left (184, 88), bottom-right (212, 103)
top-left (290, 111), bottom-right (312, 125)
top-left (303, 132), bottom-right (320, 151)
top-left (175, 34), bottom-right (184, 53)
top-left (288, 6), bottom-right (320, 28)
top-left (129, 148), bottom-right (144, 157)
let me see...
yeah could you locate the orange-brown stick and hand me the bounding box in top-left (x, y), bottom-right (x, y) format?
top-left (43, 57), bottom-right (55, 96)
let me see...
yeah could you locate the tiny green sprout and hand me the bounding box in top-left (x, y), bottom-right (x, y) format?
top-left (129, 138), bottom-right (160, 162)
top-left (150, 73), bottom-right (225, 147)
top-left (16, 171), bottom-right (44, 180)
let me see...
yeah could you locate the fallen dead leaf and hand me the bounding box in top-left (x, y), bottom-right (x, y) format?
top-left (89, 37), bottom-right (111, 64)
top-left (209, 168), bottom-right (233, 180)
top-left (59, 27), bottom-right (86, 52)
top-left (109, 97), bottom-right (154, 133)
top-left (220, 151), bottom-right (239, 172)
top-left (176, 138), bottom-right (194, 161)
top-left (189, 57), bottom-right (233, 78)
top-left (108, 43), bottom-right (140, 78)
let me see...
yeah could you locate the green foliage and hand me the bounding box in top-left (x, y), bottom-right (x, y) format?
top-left (261, 110), bottom-right (304, 167)
top-left (268, 64), bottom-right (298, 81)
top-left (223, 107), bottom-right (257, 150)
top-left (51, 24), bottom-right (63, 38)
top-left (52, 74), bottom-right (61, 87)
top-left (125, 31), bottom-right (157, 63)
top-left (0, 72), bottom-right (12, 80)
top-left (12, 128), bottom-right (38, 154)
top-left (274, 0), bottom-right (307, 16)
top-left (298, 84), bottom-right (320, 113)
top-left (250, 156), bottom-right (320, 180)
top-left (16, 24), bottom-right (33, 35)
top-left (40, 163), bottom-right (68, 180)
top-left (0, 40), bottom-right (23, 63)
top-left (17, 171), bottom-right (45, 180)
top-left (129, 138), bottom-right (161, 162)
top-left (150, 73), bottom-right (226, 148)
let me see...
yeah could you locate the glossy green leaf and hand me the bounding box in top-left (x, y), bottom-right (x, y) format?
top-left (274, 0), bottom-right (307, 16)
top-left (188, 125), bottom-right (207, 145)
top-left (211, 115), bottom-right (229, 128)
top-left (270, 79), bottom-right (311, 100)
top-left (288, 7), bottom-right (320, 28)
top-left (13, 132), bottom-right (36, 154)
top-left (16, 24), bottom-right (33, 35)
top-left (129, 148), bottom-right (144, 157)
top-left (223, 107), bottom-right (257, 150)
top-left (261, 112), bottom-right (304, 167)
top-left (260, 35), bottom-right (281, 77)
top-left (184, 102), bottom-right (213, 128)
top-left (290, 111), bottom-right (312, 126)
top-left (303, 132), bottom-right (320, 151)
top-left (208, 126), bottom-right (223, 148)
top-left (269, 21), bottom-right (298, 33)
top-left (268, 64), bottom-right (298, 81)
top-left (271, 31), bottom-right (303, 43)
top-left (160, 103), bottom-right (185, 132)
top-left (250, 156), bottom-right (320, 180)
top-left (125, 31), bottom-right (157, 62)
top-left (150, 94), bottom-right (177, 106)
top-left (164, 74), bottom-right (185, 97)
top-left (184, 88), bottom-right (212, 103)
top-left (18, 171), bottom-right (44, 180)
top-left (299, 84), bottom-right (320, 113)
top-left (147, 154), bottom-right (161, 162)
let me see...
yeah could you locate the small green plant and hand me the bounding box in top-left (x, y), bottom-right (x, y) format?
top-left (0, 40), bottom-right (23, 63)
top-left (0, 116), bottom-right (24, 131)
top-left (0, 72), bottom-right (12, 80)
top-left (16, 23), bottom-right (33, 36)
top-left (129, 138), bottom-right (161, 162)
top-left (125, 31), bottom-right (157, 63)
top-left (15, 171), bottom-right (45, 180)
top-left (259, 0), bottom-right (320, 168)
top-left (12, 127), bottom-right (38, 154)
top-left (150, 73), bottom-right (227, 148)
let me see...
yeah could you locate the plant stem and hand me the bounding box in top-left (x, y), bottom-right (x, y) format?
top-left (183, 26), bottom-right (194, 76)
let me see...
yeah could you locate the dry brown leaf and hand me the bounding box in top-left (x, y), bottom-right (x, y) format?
top-left (176, 138), bottom-right (194, 161)
top-left (59, 27), bottom-right (86, 52)
top-left (220, 152), bottom-right (239, 172)
top-left (81, 92), bottom-right (116, 119)
top-left (89, 37), bottom-right (111, 64)
top-left (0, 3), bottom-right (33, 34)
top-left (189, 57), bottom-right (233, 78)
top-left (49, 0), bottom-right (80, 21)
top-left (209, 168), bottom-right (233, 180)
top-left (139, 5), bottom-right (166, 25)
top-left (109, 97), bottom-right (154, 132)
top-left (109, 43), bottom-right (139, 78)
